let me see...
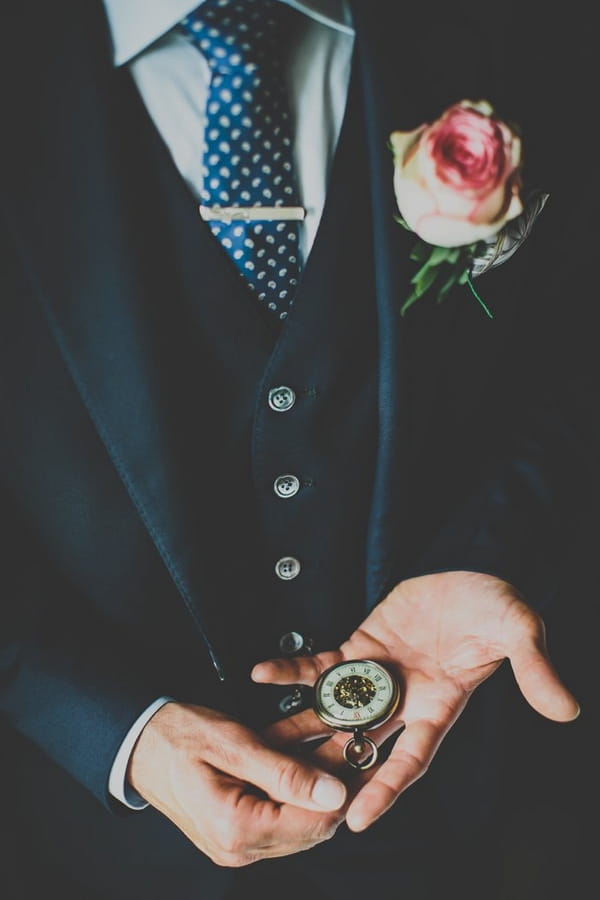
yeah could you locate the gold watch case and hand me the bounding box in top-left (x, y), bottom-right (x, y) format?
top-left (313, 659), bottom-right (401, 733)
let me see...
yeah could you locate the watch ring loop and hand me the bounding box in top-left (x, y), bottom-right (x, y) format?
top-left (343, 734), bottom-right (378, 770)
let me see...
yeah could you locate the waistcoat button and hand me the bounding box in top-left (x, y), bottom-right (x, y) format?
top-left (268, 385), bottom-right (296, 412)
top-left (275, 556), bottom-right (301, 580)
top-left (273, 474), bottom-right (300, 498)
top-left (279, 689), bottom-right (305, 713)
top-left (279, 631), bottom-right (305, 654)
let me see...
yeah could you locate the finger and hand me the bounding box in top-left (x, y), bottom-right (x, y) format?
top-left (264, 708), bottom-right (333, 748)
top-left (204, 770), bottom-right (342, 865)
top-left (266, 713), bottom-right (390, 783)
top-left (203, 726), bottom-right (347, 812)
top-left (251, 649), bottom-right (344, 686)
top-left (345, 719), bottom-right (443, 832)
top-left (510, 635), bottom-right (580, 722)
top-left (270, 717), bottom-right (403, 782)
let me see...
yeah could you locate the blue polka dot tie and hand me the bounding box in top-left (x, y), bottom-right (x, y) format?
top-left (180, 0), bottom-right (303, 321)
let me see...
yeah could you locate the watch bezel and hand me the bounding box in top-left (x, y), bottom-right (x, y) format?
top-left (313, 659), bottom-right (401, 732)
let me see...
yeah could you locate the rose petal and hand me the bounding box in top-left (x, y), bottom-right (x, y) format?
top-left (410, 213), bottom-right (503, 248)
top-left (389, 128), bottom-right (425, 165)
top-left (503, 190), bottom-right (524, 224)
top-left (390, 100), bottom-right (524, 249)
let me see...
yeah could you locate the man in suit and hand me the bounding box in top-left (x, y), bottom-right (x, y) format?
top-left (1, 1), bottom-right (595, 898)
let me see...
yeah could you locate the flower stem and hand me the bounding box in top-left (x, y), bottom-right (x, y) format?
top-left (466, 274), bottom-right (494, 319)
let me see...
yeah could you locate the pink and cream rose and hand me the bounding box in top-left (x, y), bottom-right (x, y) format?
top-left (390, 100), bottom-right (523, 248)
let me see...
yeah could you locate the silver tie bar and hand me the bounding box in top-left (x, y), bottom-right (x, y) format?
top-left (199, 205), bottom-right (306, 223)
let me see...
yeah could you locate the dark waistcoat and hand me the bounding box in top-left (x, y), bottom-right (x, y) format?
top-left (195, 61), bottom-right (380, 692)
top-left (155, 54), bottom-right (383, 719)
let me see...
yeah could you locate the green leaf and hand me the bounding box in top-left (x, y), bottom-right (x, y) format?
top-left (428, 245), bottom-right (453, 267)
top-left (400, 289), bottom-right (421, 316)
top-left (395, 216), bottom-right (413, 231)
top-left (409, 241), bottom-right (430, 263)
top-left (413, 264), bottom-right (438, 298)
top-left (436, 270), bottom-right (460, 301)
top-left (410, 258), bottom-right (431, 286)
top-left (399, 229), bottom-right (498, 317)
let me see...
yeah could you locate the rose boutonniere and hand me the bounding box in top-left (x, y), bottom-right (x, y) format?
top-left (390, 99), bottom-right (530, 318)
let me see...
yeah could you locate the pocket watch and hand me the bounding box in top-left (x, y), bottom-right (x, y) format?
top-left (313, 659), bottom-right (401, 770)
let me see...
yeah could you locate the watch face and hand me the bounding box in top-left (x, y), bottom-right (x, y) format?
top-left (314, 660), bottom-right (400, 732)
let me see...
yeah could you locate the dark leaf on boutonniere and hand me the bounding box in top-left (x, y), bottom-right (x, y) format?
top-left (470, 190), bottom-right (550, 277)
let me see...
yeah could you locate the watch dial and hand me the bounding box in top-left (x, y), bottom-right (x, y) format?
top-left (334, 674), bottom-right (376, 708)
top-left (315, 660), bottom-right (399, 731)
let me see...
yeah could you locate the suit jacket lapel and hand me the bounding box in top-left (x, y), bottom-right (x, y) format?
top-left (349, 0), bottom-right (434, 603)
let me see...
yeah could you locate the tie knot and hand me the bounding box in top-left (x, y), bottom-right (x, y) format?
top-left (181, 0), bottom-right (288, 73)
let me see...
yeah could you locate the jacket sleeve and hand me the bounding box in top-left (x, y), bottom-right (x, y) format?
top-left (0, 490), bottom-right (171, 812)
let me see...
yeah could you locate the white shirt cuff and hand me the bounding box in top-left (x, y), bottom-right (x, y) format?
top-left (108, 696), bottom-right (175, 810)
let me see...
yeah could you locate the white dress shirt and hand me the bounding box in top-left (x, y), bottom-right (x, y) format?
top-left (104, 0), bottom-right (354, 260)
top-left (102, 0), bottom-right (354, 809)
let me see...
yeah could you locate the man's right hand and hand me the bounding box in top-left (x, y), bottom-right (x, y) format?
top-left (127, 701), bottom-right (348, 867)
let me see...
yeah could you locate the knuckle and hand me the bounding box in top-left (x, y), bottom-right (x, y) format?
top-left (211, 724), bottom-right (247, 767)
top-left (223, 823), bottom-right (246, 855)
top-left (211, 849), bottom-right (254, 868)
top-left (218, 830), bottom-right (247, 858)
top-left (401, 748), bottom-right (425, 775)
top-left (208, 817), bottom-right (257, 867)
top-left (223, 851), bottom-right (255, 868)
top-left (212, 811), bottom-right (245, 856)
top-left (311, 814), bottom-right (341, 843)
top-left (275, 759), bottom-right (309, 799)
top-left (396, 749), bottom-right (427, 784)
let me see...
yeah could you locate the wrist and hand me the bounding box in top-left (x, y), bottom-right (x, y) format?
top-left (126, 699), bottom-right (180, 801)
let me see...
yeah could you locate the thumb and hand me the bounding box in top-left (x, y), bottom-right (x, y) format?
top-left (509, 630), bottom-right (580, 722)
top-left (204, 727), bottom-right (347, 812)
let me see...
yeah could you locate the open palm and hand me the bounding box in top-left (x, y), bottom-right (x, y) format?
top-left (252, 571), bottom-right (579, 832)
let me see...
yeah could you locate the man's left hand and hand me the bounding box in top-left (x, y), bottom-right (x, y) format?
top-left (252, 571), bottom-right (580, 832)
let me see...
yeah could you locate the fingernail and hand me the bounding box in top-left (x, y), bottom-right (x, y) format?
top-left (312, 777), bottom-right (346, 810)
top-left (347, 815), bottom-right (369, 832)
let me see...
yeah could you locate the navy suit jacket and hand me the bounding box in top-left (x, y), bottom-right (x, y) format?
top-left (0, 1), bottom-right (596, 897)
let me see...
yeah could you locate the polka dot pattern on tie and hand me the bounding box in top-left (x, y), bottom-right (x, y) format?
top-left (180, 0), bottom-right (303, 320)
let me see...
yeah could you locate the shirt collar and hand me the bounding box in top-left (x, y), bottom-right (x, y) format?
top-left (103, 0), bottom-right (353, 66)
